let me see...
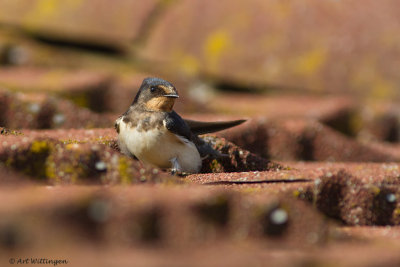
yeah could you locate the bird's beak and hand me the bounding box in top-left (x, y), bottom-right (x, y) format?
top-left (163, 94), bottom-right (179, 98)
top-left (161, 85), bottom-right (179, 98)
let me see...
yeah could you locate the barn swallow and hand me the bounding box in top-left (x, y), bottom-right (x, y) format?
top-left (115, 77), bottom-right (245, 174)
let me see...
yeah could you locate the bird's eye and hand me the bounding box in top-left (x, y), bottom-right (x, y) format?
top-left (150, 86), bottom-right (156, 93)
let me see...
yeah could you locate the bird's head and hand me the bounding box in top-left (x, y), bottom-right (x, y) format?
top-left (132, 77), bottom-right (179, 112)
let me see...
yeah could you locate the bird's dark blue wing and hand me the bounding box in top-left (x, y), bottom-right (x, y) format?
top-left (164, 111), bottom-right (192, 141)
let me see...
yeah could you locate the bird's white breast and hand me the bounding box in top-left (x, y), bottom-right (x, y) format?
top-left (117, 118), bottom-right (201, 173)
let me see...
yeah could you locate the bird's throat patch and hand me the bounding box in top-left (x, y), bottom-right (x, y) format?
top-left (146, 97), bottom-right (174, 112)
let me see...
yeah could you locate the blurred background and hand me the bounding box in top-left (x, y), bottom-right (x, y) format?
top-left (3, 1), bottom-right (400, 266)
top-left (1, 0), bottom-right (400, 160)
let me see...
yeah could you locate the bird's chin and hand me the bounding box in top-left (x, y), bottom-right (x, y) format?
top-left (159, 102), bottom-right (174, 112)
top-left (145, 97), bottom-right (175, 112)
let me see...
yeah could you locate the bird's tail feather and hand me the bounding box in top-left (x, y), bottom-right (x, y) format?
top-left (184, 119), bottom-right (246, 135)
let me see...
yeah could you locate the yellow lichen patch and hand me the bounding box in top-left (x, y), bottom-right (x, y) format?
top-left (40, 70), bottom-right (65, 89)
top-left (369, 186), bottom-right (381, 196)
top-left (381, 30), bottom-right (400, 47)
top-left (208, 159), bottom-right (224, 173)
top-left (0, 128), bottom-right (23, 136)
top-left (160, 0), bottom-right (177, 5)
top-left (7, 140), bottom-right (54, 179)
top-left (351, 59), bottom-right (396, 100)
top-left (65, 143), bottom-right (81, 150)
top-left (240, 187), bottom-right (263, 194)
top-left (204, 30), bottom-right (232, 71)
top-left (293, 190), bottom-right (301, 198)
top-left (348, 112), bottom-right (364, 136)
top-left (34, 0), bottom-right (58, 17)
top-left (45, 160), bottom-right (57, 180)
top-left (118, 157), bottom-right (132, 184)
top-left (60, 139), bottom-right (84, 145)
top-left (24, 0), bottom-right (59, 26)
top-left (66, 0), bottom-right (84, 9)
top-left (370, 77), bottom-right (396, 100)
top-left (95, 138), bottom-right (114, 146)
top-left (30, 140), bottom-right (50, 153)
top-left (59, 163), bottom-right (80, 182)
top-left (393, 208), bottom-right (400, 216)
top-left (179, 54), bottom-right (200, 76)
top-left (292, 47), bottom-right (326, 77)
top-left (271, 0), bottom-right (292, 20)
top-left (262, 34), bottom-right (285, 51)
top-left (63, 92), bottom-right (90, 109)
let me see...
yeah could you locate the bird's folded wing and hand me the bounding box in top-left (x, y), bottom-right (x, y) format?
top-left (164, 111), bottom-right (193, 141)
top-left (184, 119), bottom-right (246, 135)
